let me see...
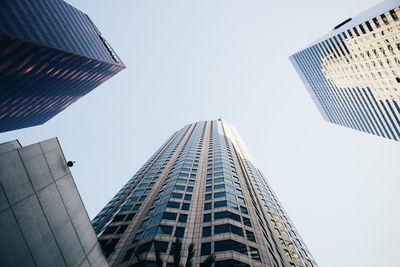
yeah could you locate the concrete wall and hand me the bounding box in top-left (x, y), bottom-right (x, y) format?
top-left (0, 138), bottom-right (109, 267)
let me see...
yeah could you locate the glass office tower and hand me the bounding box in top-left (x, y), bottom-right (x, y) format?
top-left (0, 0), bottom-right (125, 133)
top-left (92, 119), bottom-right (316, 267)
top-left (290, 0), bottom-right (400, 141)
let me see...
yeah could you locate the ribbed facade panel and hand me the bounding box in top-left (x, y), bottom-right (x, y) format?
top-left (0, 0), bottom-right (121, 64)
top-left (92, 120), bottom-right (317, 267)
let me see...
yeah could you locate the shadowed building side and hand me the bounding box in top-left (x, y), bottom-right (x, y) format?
top-left (0, 0), bottom-right (125, 133)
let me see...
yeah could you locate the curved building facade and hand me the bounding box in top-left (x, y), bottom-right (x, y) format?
top-left (93, 120), bottom-right (316, 267)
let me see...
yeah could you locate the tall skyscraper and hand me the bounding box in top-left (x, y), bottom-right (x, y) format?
top-left (0, 138), bottom-right (108, 267)
top-left (290, 0), bottom-right (400, 141)
top-left (0, 0), bottom-right (125, 133)
top-left (92, 119), bottom-right (316, 267)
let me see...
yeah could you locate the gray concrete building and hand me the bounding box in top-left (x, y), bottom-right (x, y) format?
top-left (92, 119), bottom-right (317, 267)
top-left (0, 138), bottom-right (108, 267)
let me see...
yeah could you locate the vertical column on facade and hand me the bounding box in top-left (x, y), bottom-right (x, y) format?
top-left (188, 121), bottom-right (210, 266)
top-left (108, 123), bottom-right (196, 266)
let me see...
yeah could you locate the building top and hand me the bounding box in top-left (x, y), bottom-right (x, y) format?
top-left (291, 0), bottom-right (399, 53)
top-left (0, 140), bottom-right (21, 153)
top-left (0, 0), bottom-right (124, 66)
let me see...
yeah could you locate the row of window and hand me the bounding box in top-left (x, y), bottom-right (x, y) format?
top-left (295, 43), bottom-right (400, 140)
top-left (204, 200), bottom-right (248, 214)
top-left (127, 239), bottom-right (261, 263)
top-left (203, 210), bottom-right (252, 226)
top-left (94, 130), bottom-right (182, 230)
top-left (202, 223), bottom-right (255, 242)
top-left (135, 224), bottom-right (185, 241)
top-left (131, 259), bottom-right (250, 267)
top-left (133, 126), bottom-right (204, 245)
top-left (201, 239), bottom-right (260, 261)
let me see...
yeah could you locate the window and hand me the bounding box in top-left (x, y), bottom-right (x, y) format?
top-left (230, 224), bottom-right (244, 237)
top-left (227, 201), bottom-right (238, 210)
top-left (112, 214), bottom-right (125, 223)
top-left (203, 214), bottom-right (212, 222)
top-left (390, 9), bottom-right (398, 20)
top-left (202, 226), bottom-right (211, 237)
top-left (214, 224), bottom-right (230, 234)
top-left (125, 213), bottom-right (135, 221)
top-left (214, 224), bottom-right (244, 237)
top-left (214, 211), bottom-right (240, 222)
top-left (176, 178), bottom-right (186, 184)
top-left (157, 225), bottom-right (173, 235)
top-left (240, 206), bottom-right (248, 214)
top-left (243, 217), bottom-right (252, 227)
top-left (249, 246), bottom-right (261, 261)
top-left (167, 201), bottom-right (180, 209)
top-left (156, 202), bottom-right (168, 212)
top-left (184, 194), bottom-right (192, 201)
top-left (205, 194), bottom-right (212, 200)
top-left (214, 200), bottom-right (226, 208)
top-left (181, 203), bottom-right (190, 210)
top-left (144, 226), bottom-right (157, 238)
top-left (214, 191), bottom-right (226, 199)
top-left (172, 193), bottom-right (183, 199)
top-left (174, 185), bottom-right (185, 191)
top-left (214, 239), bottom-right (247, 255)
top-left (162, 212), bottom-right (177, 221)
top-left (102, 225), bottom-right (118, 235)
top-left (153, 241), bottom-right (168, 253)
top-left (133, 232), bottom-right (143, 244)
top-left (141, 219), bottom-right (149, 229)
top-left (175, 227), bottom-right (185, 237)
top-left (201, 242), bottom-right (211, 256)
top-left (147, 208), bottom-right (155, 216)
top-left (246, 231), bottom-right (256, 242)
top-left (204, 203), bottom-right (212, 210)
top-left (178, 214), bottom-right (188, 223)
top-left (214, 184), bottom-right (224, 190)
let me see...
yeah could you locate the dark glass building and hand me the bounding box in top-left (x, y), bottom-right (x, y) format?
top-left (0, 0), bottom-right (125, 133)
top-left (290, 0), bottom-right (400, 141)
top-left (92, 119), bottom-right (317, 267)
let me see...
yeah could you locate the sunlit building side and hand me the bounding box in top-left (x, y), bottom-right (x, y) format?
top-left (290, 0), bottom-right (400, 141)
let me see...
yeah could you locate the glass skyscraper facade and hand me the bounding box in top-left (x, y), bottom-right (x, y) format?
top-left (92, 119), bottom-right (316, 267)
top-left (0, 0), bottom-right (125, 133)
top-left (290, 0), bottom-right (400, 141)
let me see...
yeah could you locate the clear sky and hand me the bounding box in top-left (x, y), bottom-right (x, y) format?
top-left (1, 0), bottom-right (399, 266)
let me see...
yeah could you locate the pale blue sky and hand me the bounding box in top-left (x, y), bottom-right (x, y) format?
top-left (1, 0), bottom-right (399, 266)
